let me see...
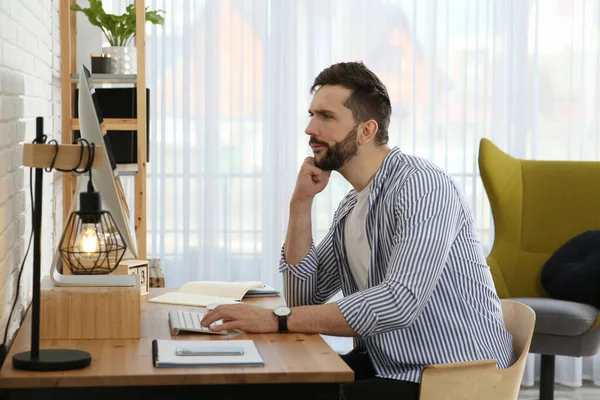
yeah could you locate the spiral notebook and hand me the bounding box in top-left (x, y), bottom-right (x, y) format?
top-left (152, 339), bottom-right (265, 367)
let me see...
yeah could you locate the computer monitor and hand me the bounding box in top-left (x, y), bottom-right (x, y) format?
top-left (50, 65), bottom-right (138, 287)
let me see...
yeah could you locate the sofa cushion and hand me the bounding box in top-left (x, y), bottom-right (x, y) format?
top-left (541, 230), bottom-right (600, 308)
top-left (511, 297), bottom-right (598, 337)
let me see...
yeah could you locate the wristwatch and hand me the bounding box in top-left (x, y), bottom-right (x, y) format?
top-left (273, 306), bottom-right (292, 333)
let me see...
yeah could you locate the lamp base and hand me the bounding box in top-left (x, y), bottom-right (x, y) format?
top-left (13, 349), bottom-right (91, 371)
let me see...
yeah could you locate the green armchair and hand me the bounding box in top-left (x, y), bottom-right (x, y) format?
top-left (478, 138), bottom-right (600, 400)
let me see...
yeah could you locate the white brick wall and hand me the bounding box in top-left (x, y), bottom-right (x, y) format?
top-left (0, 0), bottom-right (62, 347)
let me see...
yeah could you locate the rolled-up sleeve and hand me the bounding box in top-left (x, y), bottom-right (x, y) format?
top-left (337, 171), bottom-right (463, 337)
top-left (279, 225), bottom-right (342, 307)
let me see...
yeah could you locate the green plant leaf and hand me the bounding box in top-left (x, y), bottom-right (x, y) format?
top-left (88, 0), bottom-right (108, 26)
top-left (88, 0), bottom-right (118, 45)
top-left (107, 14), bottom-right (126, 46)
top-left (70, 4), bottom-right (102, 29)
top-left (71, 0), bottom-right (165, 47)
top-left (146, 10), bottom-right (165, 26)
top-left (122, 4), bottom-right (137, 45)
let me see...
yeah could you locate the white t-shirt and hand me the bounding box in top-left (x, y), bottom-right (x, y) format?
top-left (344, 182), bottom-right (372, 291)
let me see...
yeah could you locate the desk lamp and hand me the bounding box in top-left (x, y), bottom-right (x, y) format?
top-left (11, 117), bottom-right (115, 371)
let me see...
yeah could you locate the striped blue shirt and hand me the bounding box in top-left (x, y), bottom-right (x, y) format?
top-left (279, 147), bottom-right (515, 383)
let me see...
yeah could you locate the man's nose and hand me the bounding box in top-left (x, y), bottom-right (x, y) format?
top-left (305, 118), bottom-right (318, 137)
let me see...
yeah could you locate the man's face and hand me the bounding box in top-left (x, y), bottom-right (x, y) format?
top-left (306, 85), bottom-right (360, 171)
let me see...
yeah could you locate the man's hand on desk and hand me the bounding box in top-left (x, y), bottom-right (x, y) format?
top-left (200, 304), bottom-right (278, 333)
top-left (201, 302), bottom-right (358, 336)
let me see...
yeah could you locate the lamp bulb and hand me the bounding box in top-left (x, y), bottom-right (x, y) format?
top-left (75, 223), bottom-right (106, 260)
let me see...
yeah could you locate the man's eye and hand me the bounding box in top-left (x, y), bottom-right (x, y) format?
top-left (322, 114), bottom-right (332, 120)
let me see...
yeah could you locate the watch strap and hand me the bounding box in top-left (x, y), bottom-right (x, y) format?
top-left (277, 314), bottom-right (289, 333)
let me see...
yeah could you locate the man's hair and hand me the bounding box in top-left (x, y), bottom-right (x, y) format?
top-left (311, 62), bottom-right (391, 146)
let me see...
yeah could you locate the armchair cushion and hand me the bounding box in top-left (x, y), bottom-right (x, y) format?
top-left (541, 230), bottom-right (600, 308)
top-left (511, 297), bottom-right (598, 337)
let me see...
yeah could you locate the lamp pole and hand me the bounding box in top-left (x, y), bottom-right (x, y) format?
top-left (30, 117), bottom-right (43, 358)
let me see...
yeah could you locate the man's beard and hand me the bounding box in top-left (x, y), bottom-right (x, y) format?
top-left (311, 125), bottom-right (359, 171)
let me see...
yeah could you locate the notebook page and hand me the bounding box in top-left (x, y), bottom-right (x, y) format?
top-left (149, 292), bottom-right (239, 307)
top-left (178, 281), bottom-right (264, 301)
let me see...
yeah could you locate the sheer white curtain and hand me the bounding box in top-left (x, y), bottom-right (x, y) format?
top-left (110, 0), bottom-right (600, 388)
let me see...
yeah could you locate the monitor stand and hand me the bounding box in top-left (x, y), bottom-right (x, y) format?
top-left (50, 252), bottom-right (136, 287)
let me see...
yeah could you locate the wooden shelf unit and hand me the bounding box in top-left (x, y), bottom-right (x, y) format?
top-left (60, 0), bottom-right (147, 259)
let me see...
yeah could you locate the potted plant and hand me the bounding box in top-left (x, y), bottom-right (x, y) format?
top-left (71, 0), bottom-right (165, 74)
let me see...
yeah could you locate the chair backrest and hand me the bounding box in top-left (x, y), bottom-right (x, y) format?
top-left (419, 300), bottom-right (535, 400)
top-left (478, 138), bottom-right (600, 298)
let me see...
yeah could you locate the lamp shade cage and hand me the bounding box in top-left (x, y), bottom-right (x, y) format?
top-left (59, 186), bottom-right (126, 275)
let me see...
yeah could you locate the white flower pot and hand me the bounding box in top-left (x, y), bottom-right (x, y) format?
top-left (102, 46), bottom-right (137, 75)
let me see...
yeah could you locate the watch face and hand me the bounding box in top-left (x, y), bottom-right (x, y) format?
top-left (274, 306), bottom-right (291, 317)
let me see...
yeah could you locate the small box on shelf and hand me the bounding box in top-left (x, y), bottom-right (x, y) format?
top-left (114, 259), bottom-right (149, 295)
top-left (91, 53), bottom-right (112, 74)
top-left (148, 258), bottom-right (165, 288)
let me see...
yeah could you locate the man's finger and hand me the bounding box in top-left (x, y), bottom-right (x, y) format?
top-left (304, 162), bottom-right (326, 176)
top-left (311, 169), bottom-right (330, 183)
top-left (202, 304), bottom-right (238, 322)
top-left (212, 321), bottom-right (241, 332)
top-left (200, 310), bottom-right (215, 325)
top-left (306, 165), bottom-right (327, 178)
top-left (314, 168), bottom-right (331, 177)
top-left (200, 312), bottom-right (214, 327)
top-left (201, 309), bottom-right (226, 327)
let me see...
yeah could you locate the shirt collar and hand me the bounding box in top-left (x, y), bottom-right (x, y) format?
top-left (369, 146), bottom-right (402, 200)
top-left (334, 146), bottom-right (402, 223)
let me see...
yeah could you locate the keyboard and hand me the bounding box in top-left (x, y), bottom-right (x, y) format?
top-left (168, 310), bottom-right (227, 335)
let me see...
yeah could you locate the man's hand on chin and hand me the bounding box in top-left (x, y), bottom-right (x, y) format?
top-left (200, 304), bottom-right (278, 333)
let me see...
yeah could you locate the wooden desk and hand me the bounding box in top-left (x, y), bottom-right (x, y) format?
top-left (0, 288), bottom-right (353, 400)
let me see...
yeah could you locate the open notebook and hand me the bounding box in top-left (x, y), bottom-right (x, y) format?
top-left (152, 339), bottom-right (264, 367)
top-left (149, 281), bottom-right (278, 307)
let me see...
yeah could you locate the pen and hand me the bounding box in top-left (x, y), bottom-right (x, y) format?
top-left (152, 339), bottom-right (158, 367)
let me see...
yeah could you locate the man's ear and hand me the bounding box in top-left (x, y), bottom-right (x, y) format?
top-left (359, 120), bottom-right (379, 145)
